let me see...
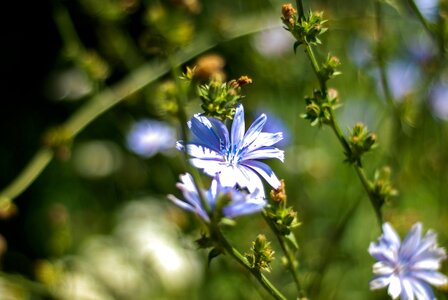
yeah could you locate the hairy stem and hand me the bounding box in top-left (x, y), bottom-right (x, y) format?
top-left (213, 228), bottom-right (287, 300)
top-left (294, 0), bottom-right (383, 228)
top-left (0, 12), bottom-right (280, 203)
top-left (262, 212), bottom-right (305, 298)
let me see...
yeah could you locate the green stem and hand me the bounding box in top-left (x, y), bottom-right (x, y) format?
top-left (304, 44), bottom-right (327, 93)
top-left (0, 13), bottom-right (280, 203)
top-left (406, 0), bottom-right (434, 38)
top-left (295, 0), bottom-right (305, 20)
top-left (295, 2), bottom-right (384, 228)
top-left (328, 112), bottom-right (383, 227)
top-left (170, 59), bottom-right (211, 214)
top-left (0, 149), bottom-right (53, 204)
top-left (0, 272), bottom-right (53, 297)
top-left (213, 228), bottom-right (287, 300)
top-left (262, 212), bottom-right (305, 298)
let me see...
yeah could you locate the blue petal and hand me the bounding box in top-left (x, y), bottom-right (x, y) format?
top-left (189, 114), bottom-right (223, 152)
top-left (231, 104), bottom-right (245, 149)
top-left (409, 279), bottom-right (435, 300)
top-left (208, 117), bottom-right (230, 150)
top-left (223, 192), bottom-right (266, 218)
top-left (400, 222), bottom-right (422, 260)
top-left (241, 160), bottom-right (281, 189)
top-left (382, 222), bottom-right (402, 250)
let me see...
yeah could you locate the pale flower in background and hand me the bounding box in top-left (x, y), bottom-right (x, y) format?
top-left (369, 222), bottom-right (448, 299)
top-left (127, 119), bottom-right (176, 158)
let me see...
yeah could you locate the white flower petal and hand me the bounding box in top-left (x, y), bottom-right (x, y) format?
top-left (372, 261), bottom-right (394, 275)
top-left (369, 276), bottom-right (391, 290)
top-left (413, 271), bottom-right (448, 286)
top-left (243, 147), bottom-right (284, 162)
top-left (247, 132), bottom-right (283, 151)
top-left (388, 276), bottom-right (402, 299)
top-left (401, 278), bottom-right (415, 300)
top-left (184, 144), bottom-right (223, 160)
top-left (190, 158), bottom-right (225, 177)
top-left (383, 222), bottom-right (402, 250)
top-left (242, 160), bottom-right (281, 189)
top-left (242, 113), bottom-right (267, 148)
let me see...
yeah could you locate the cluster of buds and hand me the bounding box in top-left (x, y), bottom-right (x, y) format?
top-left (302, 88), bottom-right (339, 127)
top-left (196, 75), bottom-right (252, 120)
top-left (266, 181), bottom-right (300, 236)
top-left (245, 234), bottom-right (275, 273)
top-left (371, 166), bottom-right (398, 207)
top-left (320, 54), bottom-right (341, 82)
top-left (346, 122), bottom-right (377, 165)
top-left (281, 4), bottom-right (328, 48)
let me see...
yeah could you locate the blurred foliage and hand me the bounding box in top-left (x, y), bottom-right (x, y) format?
top-left (1, 0), bottom-right (448, 299)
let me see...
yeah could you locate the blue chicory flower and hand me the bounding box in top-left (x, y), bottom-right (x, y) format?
top-left (369, 222), bottom-right (448, 300)
top-left (168, 173), bottom-right (266, 222)
top-left (177, 104), bottom-right (284, 197)
top-left (127, 119), bottom-right (176, 158)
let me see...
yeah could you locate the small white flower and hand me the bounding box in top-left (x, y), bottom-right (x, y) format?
top-left (369, 222), bottom-right (448, 300)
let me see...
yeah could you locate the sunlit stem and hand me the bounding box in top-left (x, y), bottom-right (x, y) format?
top-left (212, 226), bottom-right (287, 300)
top-left (292, 1), bottom-right (383, 229)
top-left (328, 110), bottom-right (383, 228)
top-left (0, 12), bottom-right (280, 203)
top-left (262, 212), bottom-right (305, 298)
top-left (169, 58), bottom-right (211, 214)
top-left (295, 0), bottom-right (305, 20)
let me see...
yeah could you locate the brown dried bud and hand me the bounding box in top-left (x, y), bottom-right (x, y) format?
top-left (236, 75), bottom-right (253, 86)
top-left (229, 75), bottom-right (253, 89)
top-left (194, 54), bottom-right (225, 81)
top-left (270, 180), bottom-right (287, 203)
top-left (282, 3), bottom-right (297, 20)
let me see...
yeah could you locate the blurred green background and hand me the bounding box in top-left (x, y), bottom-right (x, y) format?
top-left (1, 0), bottom-right (448, 299)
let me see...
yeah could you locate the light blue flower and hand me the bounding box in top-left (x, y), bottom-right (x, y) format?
top-left (177, 104), bottom-right (284, 197)
top-left (168, 173), bottom-right (266, 222)
top-left (369, 222), bottom-right (448, 300)
top-left (127, 119), bottom-right (176, 158)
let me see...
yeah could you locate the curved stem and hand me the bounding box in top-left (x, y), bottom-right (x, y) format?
top-left (0, 13), bottom-right (281, 203)
top-left (0, 149), bottom-right (53, 204)
top-left (213, 228), bottom-right (287, 300)
top-left (304, 44), bottom-right (327, 93)
top-left (328, 111), bottom-right (383, 227)
top-left (262, 212), bottom-right (305, 298)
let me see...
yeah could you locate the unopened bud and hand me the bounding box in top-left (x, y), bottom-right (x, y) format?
top-left (281, 3), bottom-right (297, 20)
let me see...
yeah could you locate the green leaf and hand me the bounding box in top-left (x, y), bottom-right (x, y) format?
top-left (284, 232), bottom-right (299, 252)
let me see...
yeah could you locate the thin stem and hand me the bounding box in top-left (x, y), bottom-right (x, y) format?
top-left (213, 228), bottom-right (287, 300)
top-left (262, 212), bottom-right (305, 298)
top-left (170, 58), bottom-right (211, 214)
top-left (406, 0), bottom-right (434, 37)
top-left (0, 13), bottom-right (280, 203)
top-left (295, 0), bottom-right (305, 20)
top-left (0, 149), bottom-right (53, 204)
top-left (374, 0), bottom-right (399, 110)
top-left (0, 272), bottom-right (53, 297)
top-left (304, 44), bottom-right (327, 93)
top-left (328, 111), bottom-right (383, 227)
